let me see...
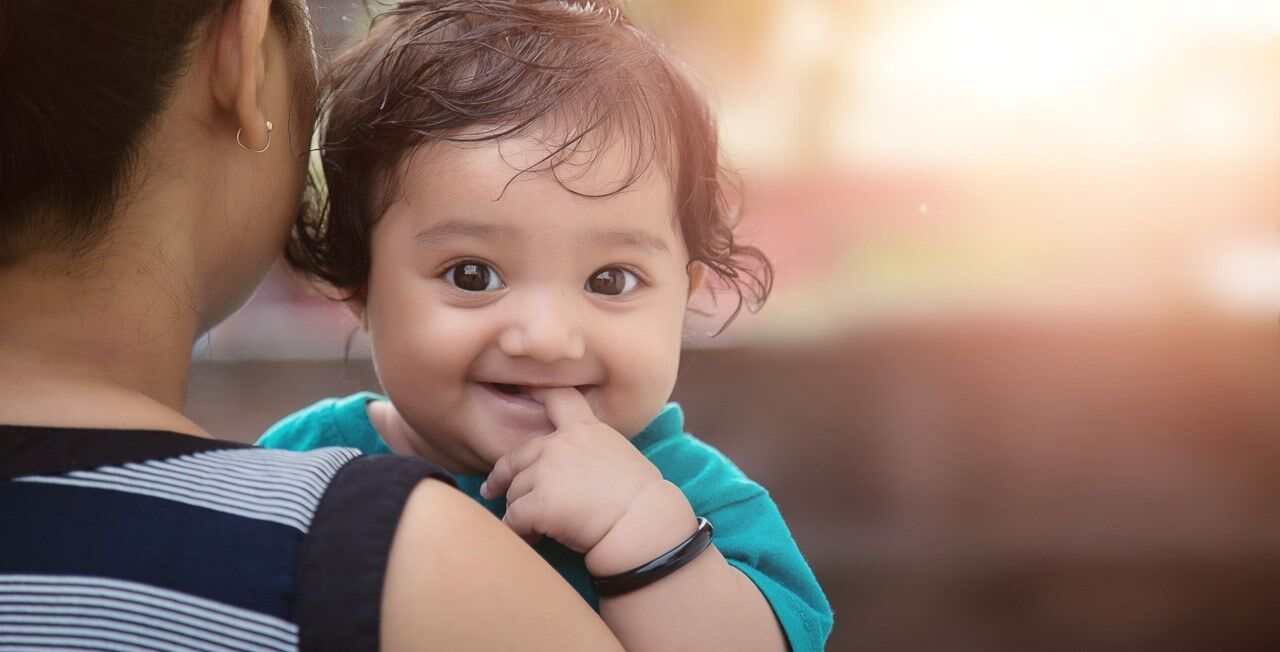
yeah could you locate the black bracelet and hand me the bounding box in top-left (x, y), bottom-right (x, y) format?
top-left (590, 517), bottom-right (714, 597)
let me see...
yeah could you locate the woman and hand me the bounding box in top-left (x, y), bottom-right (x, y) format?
top-left (0, 1), bottom-right (619, 649)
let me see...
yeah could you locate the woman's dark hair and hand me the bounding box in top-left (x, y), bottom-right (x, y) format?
top-left (289, 0), bottom-right (772, 329)
top-left (0, 0), bottom-right (309, 264)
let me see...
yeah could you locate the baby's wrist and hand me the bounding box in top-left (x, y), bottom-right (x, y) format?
top-left (585, 480), bottom-right (697, 578)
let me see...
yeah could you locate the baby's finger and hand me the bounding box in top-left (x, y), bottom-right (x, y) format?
top-left (504, 466), bottom-right (538, 505)
top-left (501, 492), bottom-right (546, 546)
top-left (528, 386), bottom-right (597, 429)
top-left (482, 437), bottom-right (546, 500)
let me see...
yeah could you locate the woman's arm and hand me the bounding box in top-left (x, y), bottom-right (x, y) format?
top-left (382, 480), bottom-right (622, 650)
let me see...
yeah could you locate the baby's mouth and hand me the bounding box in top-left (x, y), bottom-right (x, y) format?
top-left (476, 382), bottom-right (599, 427)
top-left (491, 382), bottom-right (528, 397)
top-left (483, 382), bottom-right (594, 400)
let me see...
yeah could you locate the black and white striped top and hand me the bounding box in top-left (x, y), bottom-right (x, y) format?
top-left (0, 425), bottom-right (452, 651)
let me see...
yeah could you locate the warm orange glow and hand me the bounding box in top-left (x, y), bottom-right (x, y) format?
top-left (836, 0), bottom-right (1279, 166)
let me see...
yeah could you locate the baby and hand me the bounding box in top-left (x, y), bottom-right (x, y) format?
top-left (258, 1), bottom-right (832, 649)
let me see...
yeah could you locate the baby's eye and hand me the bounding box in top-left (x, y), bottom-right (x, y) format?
top-left (586, 267), bottom-right (640, 296)
top-left (443, 261), bottom-right (504, 292)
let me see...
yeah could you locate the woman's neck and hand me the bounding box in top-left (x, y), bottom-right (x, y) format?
top-left (0, 242), bottom-right (209, 437)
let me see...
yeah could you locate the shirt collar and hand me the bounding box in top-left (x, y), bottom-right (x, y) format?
top-left (629, 402), bottom-right (685, 452)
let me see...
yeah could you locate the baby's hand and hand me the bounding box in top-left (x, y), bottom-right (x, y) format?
top-left (480, 387), bottom-right (697, 577)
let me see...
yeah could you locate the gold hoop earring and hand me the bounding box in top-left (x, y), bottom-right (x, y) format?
top-left (236, 120), bottom-right (273, 154)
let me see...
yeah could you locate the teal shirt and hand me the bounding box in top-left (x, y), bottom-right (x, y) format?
top-left (257, 392), bottom-right (833, 651)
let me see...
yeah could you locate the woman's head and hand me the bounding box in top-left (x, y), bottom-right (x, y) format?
top-left (1, 0), bottom-right (317, 328)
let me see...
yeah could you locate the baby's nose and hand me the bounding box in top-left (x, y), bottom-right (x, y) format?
top-left (497, 293), bottom-right (587, 363)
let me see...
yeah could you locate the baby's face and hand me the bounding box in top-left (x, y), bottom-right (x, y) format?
top-left (361, 136), bottom-right (691, 474)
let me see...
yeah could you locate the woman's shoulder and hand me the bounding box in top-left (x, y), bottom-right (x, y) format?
top-left (1, 425), bottom-right (618, 649)
top-left (0, 426), bottom-right (381, 649)
top-left (381, 480), bottom-right (622, 651)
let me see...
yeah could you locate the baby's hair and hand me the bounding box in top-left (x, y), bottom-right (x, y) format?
top-left (288, 0), bottom-right (771, 330)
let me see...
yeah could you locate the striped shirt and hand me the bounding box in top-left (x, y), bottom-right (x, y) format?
top-left (0, 424), bottom-right (452, 651)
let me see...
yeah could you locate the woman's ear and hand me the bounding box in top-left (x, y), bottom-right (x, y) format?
top-left (210, 0), bottom-right (273, 148)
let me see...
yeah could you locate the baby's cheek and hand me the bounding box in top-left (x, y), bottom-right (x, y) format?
top-left (373, 309), bottom-right (468, 397)
top-left (601, 325), bottom-right (682, 437)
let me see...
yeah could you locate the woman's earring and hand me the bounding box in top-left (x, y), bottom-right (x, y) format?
top-left (236, 120), bottom-right (273, 154)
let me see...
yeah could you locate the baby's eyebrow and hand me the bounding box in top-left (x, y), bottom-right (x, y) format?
top-left (413, 218), bottom-right (516, 249)
top-left (588, 229), bottom-right (671, 256)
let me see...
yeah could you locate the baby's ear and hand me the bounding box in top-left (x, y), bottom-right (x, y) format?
top-left (685, 260), bottom-right (708, 298)
top-left (682, 261), bottom-right (717, 341)
top-left (344, 286), bottom-right (369, 331)
top-left (683, 261), bottom-right (716, 320)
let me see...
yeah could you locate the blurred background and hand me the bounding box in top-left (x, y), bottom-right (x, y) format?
top-left (189, 1), bottom-right (1280, 649)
